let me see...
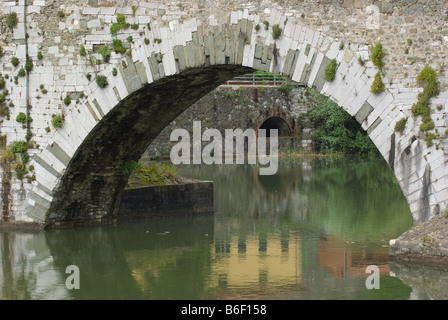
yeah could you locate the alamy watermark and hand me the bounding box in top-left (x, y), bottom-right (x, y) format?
top-left (365, 265), bottom-right (380, 289)
top-left (65, 265), bottom-right (80, 290)
top-left (169, 121), bottom-right (278, 175)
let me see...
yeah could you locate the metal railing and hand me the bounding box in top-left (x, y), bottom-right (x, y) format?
top-left (222, 73), bottom-right (305, 87)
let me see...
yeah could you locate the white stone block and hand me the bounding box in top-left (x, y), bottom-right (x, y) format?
top-left (83, 7), bottom-right (100, 15)
top-left (87, 19), bottom-right (101, 29)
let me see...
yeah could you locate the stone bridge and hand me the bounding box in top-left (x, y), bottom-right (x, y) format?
top-left (0, 0), bottom-right (447, 228)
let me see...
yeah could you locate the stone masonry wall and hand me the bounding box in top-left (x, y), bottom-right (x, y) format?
top-left (0, 0), bottom-right (446, 228)
top-left (142, 85), bottom-right (315, 160)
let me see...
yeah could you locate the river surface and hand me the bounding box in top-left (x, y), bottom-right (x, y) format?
top-left (1, 157), bottom-right (448, 300)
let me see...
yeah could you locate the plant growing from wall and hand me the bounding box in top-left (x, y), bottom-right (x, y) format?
top-left (37, 51), bottom-right (43, 60)
top-left (51, 113), bottom-right (64, 128)
top-left (371, 43), bottom-right (385, 70)
top-left (11, 56), bottom-right (19, 68)
top-left (80, 45), bottom-right (87, 57)
top-left (64, 94), bottom-right (71, 106)
top-left (272, 24), bottom-right (282, 40)
top-left (411, 66), bottom-right (439, 134)
top-left (16, 112), bottom-right (27, 124)
top-left (99, 45), bottom-right (111, 62)
top-left (5, 12), bottom-right (18, 29)
top-left (96, 75), bottom-right (108, 88)
top-left (394, 117), bottom-right (408, 135)
top-left (25, 55), bottom-right (33, 74)
top-left (17, 69), bottom-right (26, 77)
top-left (371, 72), bottom-right (385, 93)
top-left (112, 39), bottom-right (126, 54)
top-left (263, 21), bottom-right (269, 30)
top-left (325, 59), bottom-right (338, 81)
top-left (110, 14), bottom-right (130, 35)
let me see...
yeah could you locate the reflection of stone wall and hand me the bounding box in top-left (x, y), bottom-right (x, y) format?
top-left (142, 86), bottom-right (314, 160)
top-left (118, 182), bottom-right (214, 221)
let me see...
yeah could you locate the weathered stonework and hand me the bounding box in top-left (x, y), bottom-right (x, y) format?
top-left (0, 0), bottom-right (446, 229)
top-left (118, 181), bottom-right (214, 221)
top-left (143, 85), bottom-right (314, 160)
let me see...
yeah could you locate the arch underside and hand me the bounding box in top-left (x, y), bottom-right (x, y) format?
top-left (46, 65), bottom-right (253, 228)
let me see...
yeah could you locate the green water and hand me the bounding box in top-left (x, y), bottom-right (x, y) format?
top-left (1, 157), bottom-right (443, 300)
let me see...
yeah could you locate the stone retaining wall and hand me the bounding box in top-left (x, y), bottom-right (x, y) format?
top-left (117, 181), bottom-right (214, 221)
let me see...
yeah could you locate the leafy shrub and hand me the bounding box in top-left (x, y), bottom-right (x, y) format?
top-left (96, 75), bottom-right (108, 88)
top-left (302, 88), bottom-right (380, 157)
top-left (6, 13), bottom-right (18, 29)
top-left (272, 24), bottom-right (282, 39)
top-left (99, 45), bottom-right (111, 62)
top-left (11, 57), bottom-right (19, 68)
top-left (371, 43), bottom-right (385, 70)
top-left (371, 72), bottom-right (385, 93)
top-left (25, 55), bottom-right (33, 73)
top-left (112, 39), bottom-right (126, 54)
top-left (51, 114), bottom-right (64, 128)
top-left (16, 112), bottom-right (27, 124)
top-left (64, 95), bottom-right (71, 106)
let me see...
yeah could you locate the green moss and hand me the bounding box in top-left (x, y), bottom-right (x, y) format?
top-left (371, 43), bottom-right (385, 70)
top-left (17, 68), bottom-right (25, 77)
top-left (325, 59), bottom-right (338, 81)
top-left (371, 72), bottom-right (385, 93)
top-left (37, 51), bottom-right (43, 60)
top-left (394, 117), bottom-right (408, 134)
top-left (112, 68), bottom-right (118, 77)
top-left (255, 24), bottom-right (260, 32)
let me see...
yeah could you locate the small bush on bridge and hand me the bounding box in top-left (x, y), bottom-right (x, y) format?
top-left (371, 43), bottom-right (385, 70)
top-left (325, 59), bottom-right (338, 81)
top-left (411, 66), bottom-right (439, 136)
top-left (11, 57), bottom-right (19, 68)
top-left (272, 24), bottom-right (282, 40)
top-left (394, 117), bottom-right (408, 135)
top-left (370, 72), bottom-right (385, 93)
top-left (110, 14), bottom-right (130, 35)
top-left (5, 12), bottom-right (18, 29)
top-left (96, 75), bottom-right (109, 88)
top-left (112, 39), bottom-right (127, 54)
top-left (51, 114), bottom-right (64, 128)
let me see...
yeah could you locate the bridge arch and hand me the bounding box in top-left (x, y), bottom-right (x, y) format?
top-left (10, 9), bottom-right (446, 228)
